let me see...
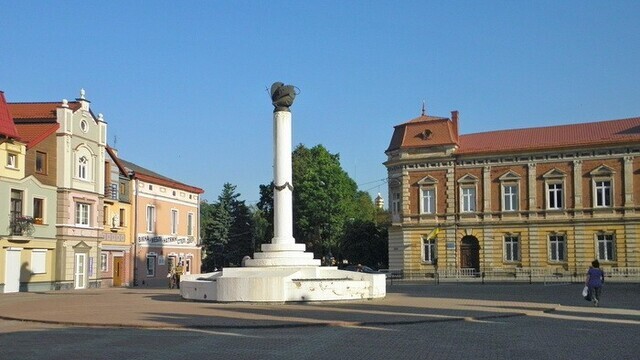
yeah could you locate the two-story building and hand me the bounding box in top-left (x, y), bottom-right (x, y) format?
top-left (385, 111), bottom-right (640, 278)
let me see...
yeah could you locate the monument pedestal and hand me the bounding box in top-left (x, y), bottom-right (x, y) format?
top-left (180, 83), bottom-right (385, 302)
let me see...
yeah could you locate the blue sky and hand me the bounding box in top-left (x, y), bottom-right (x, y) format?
top-left (2, 1), bottom-right (639, 205)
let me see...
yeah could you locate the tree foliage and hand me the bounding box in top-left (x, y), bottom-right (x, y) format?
top-left (340, 219), bottom-right (389, 269)
top-left (200, 183), bottom-right (254, 271)
top-left (257, 144), bottom-right (379, 259)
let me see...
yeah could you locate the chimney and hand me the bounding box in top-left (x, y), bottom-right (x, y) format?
top-left (451, 110), bottom-right (459, 142)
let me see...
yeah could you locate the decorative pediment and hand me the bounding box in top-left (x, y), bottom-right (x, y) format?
top-left (542, 168), bottom-right (566, 179)
top-left (417, 175), bottom-right (438, 185)
top-left (73, 241), bottom-right (92, 250)
top-left (457, 174), bottom-right (478, 183)
top-left (498, 170), bottom-right (521, 181)
top-left (589, 164), bottom-right (615, 176)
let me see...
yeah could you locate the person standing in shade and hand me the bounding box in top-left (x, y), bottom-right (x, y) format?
top-left (585, 259), bottom-right (605, 307)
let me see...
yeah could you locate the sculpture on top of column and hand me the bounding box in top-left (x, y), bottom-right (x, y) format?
top-left (270, 82), bottom-right (297, 112)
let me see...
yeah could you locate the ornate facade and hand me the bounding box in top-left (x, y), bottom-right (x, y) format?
top-left (384, 112), bottom-right (640, 277)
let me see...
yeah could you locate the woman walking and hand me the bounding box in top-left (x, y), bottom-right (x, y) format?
top-left (585, 259), bottom-right (605, 306)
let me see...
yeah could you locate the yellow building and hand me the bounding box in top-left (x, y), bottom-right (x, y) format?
top-left (384, 111), bottom-right (640, 279)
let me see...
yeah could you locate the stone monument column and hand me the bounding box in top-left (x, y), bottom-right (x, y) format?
top-left (245, 82), bottom-right (319, 267)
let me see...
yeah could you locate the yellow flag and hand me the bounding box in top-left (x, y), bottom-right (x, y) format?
top-left (426, 227), bottom-right (440, 240)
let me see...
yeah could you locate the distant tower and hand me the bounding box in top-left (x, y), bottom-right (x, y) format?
top-left (375, 193), bottom-right (384, 209)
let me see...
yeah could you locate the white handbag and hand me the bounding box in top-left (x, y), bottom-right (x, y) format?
top-left (582, 286), bottom-right (589, 298)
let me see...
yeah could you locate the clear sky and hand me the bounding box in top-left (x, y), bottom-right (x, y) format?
top-left (2, 1), bottom-right (639, 205)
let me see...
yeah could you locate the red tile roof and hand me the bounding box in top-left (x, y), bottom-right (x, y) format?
top-left (388, 114), bottom-right (640, 155)
top-left (387, 115), bottom-right (457, 152)
top-left (8, 102), bottom-right (81, 122)
top-left (0, 92), bottom-right (20, 139)
top-left (15, 123), bottom-right (59, 149)
top-left (458, 117), bottom-right (640, 155)
top-left (119, 158), bottom-right (204, 194)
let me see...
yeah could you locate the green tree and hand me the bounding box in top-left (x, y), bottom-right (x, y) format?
top-left (200, 183), bottom-right (254, 271)
top-left (256, 144), bottom-right (382, 262)
top-left (340, 219), bottom-right (389, 269)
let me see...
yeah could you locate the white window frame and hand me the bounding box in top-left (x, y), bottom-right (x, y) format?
top-left (171, 209), bottom-right (179, 235)
top-left (31, 249), bottom-right (47, 274)
top-left (547, 182), bottom-right (564, 209)
top-left (594, 179), bottom-right (612, 208)
top-left (146, 205), bottom-right (156, 232)
top-left (548, 234), bottom-right (566, 262)
top-left (75, 202), bottom-right (91, 227)
top-left (187, 212), bottom-right (194, 236)
top-left (100, 252), bottom-right (108, 272)
top-left (7, 152), bottom-right (18, 169)
top-left (461, 186), bottom-right (476, 212)
top-left (596, 233), bottom-right (615, 261)
top-left (502, 183), bottom-right (519, 212)
top-left (422, 236), bottom-right (437, 263)
top-left (504, 235), bottom-right (520, 262)
top-left (77, 155), bottom-right (89, 180)
top-left (420, 187), bottom-right (436, 214)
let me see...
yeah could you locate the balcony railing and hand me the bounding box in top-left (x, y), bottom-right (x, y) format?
top-left (9, 216), bottom-right (35, 236)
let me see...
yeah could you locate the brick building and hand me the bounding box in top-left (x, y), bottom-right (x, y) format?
top-left (384, 111), bottom-right (640, 278)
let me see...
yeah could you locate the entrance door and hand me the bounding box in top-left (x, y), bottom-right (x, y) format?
top-left (113, 257), bottom-right (123, 287)
top-left (460, 236), bottom-right (480, 273)
top-left (4, 249), bottom-right (21, 293)
top-left (184, 258), bottom-right (192, 275)
top-left (75, 253), bottom-right (87, 289)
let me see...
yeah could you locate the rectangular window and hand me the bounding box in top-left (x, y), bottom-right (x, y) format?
top-left (7, 153), bottom-right (17, 168)
top-left (31, 249), bottom-right (47, 274)
top-left (549, 234), bottom-right (566, 262)
top-left (391, 192), bottom-right (401, 214)
top-left (187, 212), bottom-right (194, 236)
top-left (461, 187), bottom-right (476, 212)
top-left (100, 252), bottom-right (108, 272)
top-left (146, 254), bottom-right (156, 276)
top-left (119, 208), bottom-right (125, 227)
top-left (10, 189), bottom-right (24, 235)
top-left (171, 209), bottom-right (178, 235)
top-left (421, 188), bottom-right (436, 214)
top-left (78, 156), bottom-right (88, 180)
top-left (597, 234), bottom-right (615, 261)
top-left (422, 237), bottom-right (437, 263)
top-left (595, 180), bottom-right (611, 207)
top-left (504, 235), bottom-right (520, 262)
top-left (75, 203), bottom-right (90, 226)
top-left (35, 151), bottom-right (47, 174)
top-left (547, 183), bottom-right (563, 209)
top-left (103, 206), bottom-right (109, 225)
top-left (502, 184), bottom-right (519, 211)
top-left (146, 206), bottom-right (156, 232)
top-left (33, 198), bottom-right (44, 224)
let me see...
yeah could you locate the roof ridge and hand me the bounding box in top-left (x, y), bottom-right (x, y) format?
top-left (462, 116), bottom-right (640, 137)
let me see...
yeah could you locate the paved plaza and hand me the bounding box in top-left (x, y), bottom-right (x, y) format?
top-left (0, 283), bottom-right (638, 359)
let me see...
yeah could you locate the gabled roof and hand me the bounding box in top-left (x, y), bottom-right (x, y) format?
top-left (15, 123), bottom-right (60, 149)
top-left (0, 91), bottom-right (20, 139)
top-left (119, 158), bottom-right (204, 194)
top-left (458, 116), bottom-right (640, 155)
top-left (8, 101), bottom-right (81, 123)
